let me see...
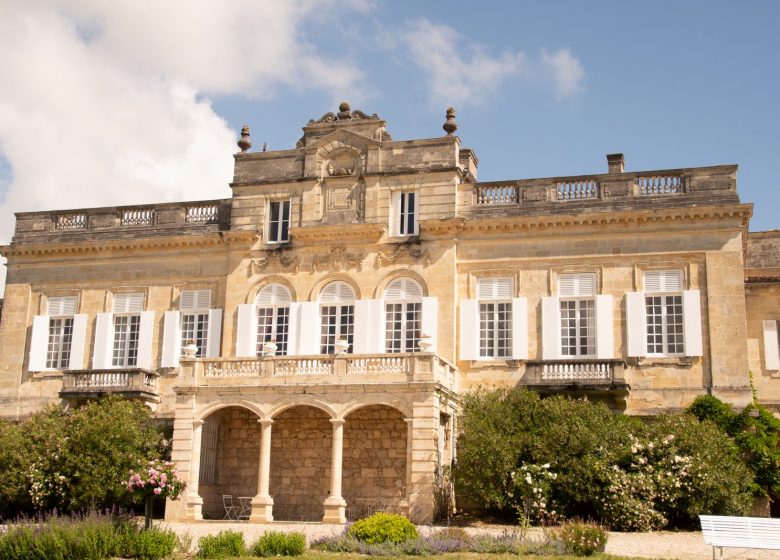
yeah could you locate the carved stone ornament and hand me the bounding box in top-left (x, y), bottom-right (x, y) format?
top-left (308, 101), bottom-right (381, 125)
top-left (250, 251), bottom-right (300, 275)
top-left (375, 243), bottom-right (431, 268)
top-left (312, 245), bottom-right (365, 273)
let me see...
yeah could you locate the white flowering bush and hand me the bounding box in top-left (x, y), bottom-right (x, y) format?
top-left (510, 463), bottom-right (558, 523)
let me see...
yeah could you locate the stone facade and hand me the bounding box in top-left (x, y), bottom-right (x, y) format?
top-left (0, 102), bottom-right (777, 524)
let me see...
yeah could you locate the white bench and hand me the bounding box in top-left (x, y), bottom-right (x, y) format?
top-left (700, 515), bottom-right (780, 559)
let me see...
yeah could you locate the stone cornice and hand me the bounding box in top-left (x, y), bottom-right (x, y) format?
top-left (0, 230), bottom-right (256, 259)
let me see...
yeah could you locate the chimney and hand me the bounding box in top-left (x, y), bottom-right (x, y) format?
top-left (607, 153), bottom-right (625, 174)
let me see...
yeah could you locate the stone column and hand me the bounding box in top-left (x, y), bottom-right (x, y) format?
top-left (323, 419), bottom-right (346, 523)
top-left (185, 419), bottom-right (204, 520)
top-left (398, 417), bottom-right (414, 517)
top-left (250, 419), bottom-right (274, 522)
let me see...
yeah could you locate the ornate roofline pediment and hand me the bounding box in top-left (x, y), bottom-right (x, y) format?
top-left (303, 127), bottom-right (382, 151)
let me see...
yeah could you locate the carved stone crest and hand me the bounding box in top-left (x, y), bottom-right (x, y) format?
top-left (313, 245), bottom-right (364, 272)
top-left (250, 250), bottom-right (300, 275)
top-left (375, 243), bottom-right (431, 268)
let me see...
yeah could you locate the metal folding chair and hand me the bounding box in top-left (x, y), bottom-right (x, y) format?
top-left (222, 495), bottom-right (239, 520)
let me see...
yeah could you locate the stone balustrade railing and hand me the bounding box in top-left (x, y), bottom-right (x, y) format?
top-left (524, 360), bottom-right (625, 386)
top-left (59, 369), bottom-right (160, 401)
top-left (471, 165), bottom-right (736, 209)
top-left (183, 353), bottom-right (458, 391)
top-left (14, 199), bottom-right (231, 240)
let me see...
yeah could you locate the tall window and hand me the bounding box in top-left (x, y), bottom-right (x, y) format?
top-left (180, 290), bottom-right (210, 357)
top-left (391, 191), bottom-right (419, 236)
top-left (267, 199), bottom-right (291, 243)
top-left (112, 293), bottom-right (144, 367)
top-left (46, 296), bottom-right (77, 369)
top-left (255, 284), bottom-right (291, 356)
top-left (478, 278), bottom-right (513, 358)
top-left (558, 273), bottom-right (596, 357)
top-left (644, 270), bottom-right (684, 356)
top-left (320, 281), bottom-right (355, 354)
top-left (385, 278), bottom-right (422, 352)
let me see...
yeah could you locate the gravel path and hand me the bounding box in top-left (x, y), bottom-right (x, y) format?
top-left (160, 520), bottom-right (771, 559)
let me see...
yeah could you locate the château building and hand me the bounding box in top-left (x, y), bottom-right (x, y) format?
top-left (0, 103), bottom-right (778, 524)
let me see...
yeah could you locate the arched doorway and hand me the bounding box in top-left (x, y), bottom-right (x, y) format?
top-left (270, 405), bottom-right (332, 521)
top-left (198, 406), bottom-right (260, 519)
top-left (343, 405), bottom-right (408, 519)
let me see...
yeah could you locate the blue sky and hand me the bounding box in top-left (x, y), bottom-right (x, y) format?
top-left (0, 0), bottom-right (778, 293)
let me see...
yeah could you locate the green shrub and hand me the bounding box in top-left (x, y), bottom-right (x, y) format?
top-left (251, 531), bottom-right (306, 556)
top-left (125, 528), bottom-right (177, 560)
top-left (348, 512), bottom-right (419, 544)
top-left (550, 521), bottom-right (607, 556)
top-left (197, 530), bottom-right (246, 558)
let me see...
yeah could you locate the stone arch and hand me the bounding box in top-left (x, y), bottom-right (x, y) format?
top-left (343, 404), bottom-right (408, 518)
top-left (373, 269), bottom-right (430, 299)
top-left (246, 276), bottom-right (298, 304)
top-left (197, 404), bottom-right (262, 519)
top-left (268, 397), bottom-right (337, 420)
top-left (308, 274), bottom-right (362, 302)
top-left (196, 399), bottom-right (267, 423)
top-left (269, 404), bottom-right (333, 520)
top-left (340, 398), bottom-right (412, 421)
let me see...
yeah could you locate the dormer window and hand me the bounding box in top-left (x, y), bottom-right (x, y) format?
top-left (267, 200), bottom-right (291, 243)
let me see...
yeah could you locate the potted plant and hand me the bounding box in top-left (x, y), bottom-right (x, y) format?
top-left (182, 339), bottom-right (198, 358)
top-left (417, 333), bottom-right (433, 351)
top-left (126, 459), bottom-right (186, 530)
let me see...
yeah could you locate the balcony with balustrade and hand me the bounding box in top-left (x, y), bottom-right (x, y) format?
top-left (522, 359), bottom-right (629, 398)
top-left (59, 369), bottom-right (161, 404)
top-left (176, 352), bottom-right (459, 393)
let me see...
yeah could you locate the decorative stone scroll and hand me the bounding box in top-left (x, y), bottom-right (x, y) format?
top-left (375, 243), bottom-right (431, 268)
top-left (312, 245), bottom-right (365, 273)
top-left (250, 251), bottom-right (300, 275)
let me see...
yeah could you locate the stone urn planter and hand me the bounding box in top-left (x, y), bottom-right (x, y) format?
top-left (262, 340), bottom-right (278, 356)
top-left (334, 337), bottom-right (350, 355)
top-left (182, 340), bottom-right (198, 358)
top-left (417, 334), bottom-right (433, 352)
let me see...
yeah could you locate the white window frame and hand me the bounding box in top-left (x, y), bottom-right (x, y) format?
top-left (384, 278), bottom-right (423, 353)
top-left (558, 273), bottom-right (597, 358)
top-left (46, 316), bottom-right (74, 369)
top-left (267, 199), bottom-right (291, 244)
top-left (477, 278), bottom-right (513, 358)
top-left (643, 270), bottom-right (685, 357)
top-left (319, 281), bottom-right (355, 355)
top-left (110, 292), bottom-right (145, 368)
top-left (255, 284), bottom-right (292, 356)
top-left (180, 289), bottom-right (211, 358)
top-left (390, 190), bottom-right (419, 236)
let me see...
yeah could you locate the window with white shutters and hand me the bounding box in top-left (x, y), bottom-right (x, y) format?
top-left (267, 200), bottom-right (291, 243)
top-left (478, 278), bottom-right (513, 358)
top-left (764, 320), bottom-right (780, 371)
top-left (384, 278), bottom-right (423, 353)
top-left (180, 290), bottom-right (210, 358)
top-left (112, 293), bottom-right (144, 367)
top-left (390, 191), bottom-right (419, 236)
top-left (320, 282), bottom-right (355, 354)
top-left (643, 270), bottom-right (684, 356)
top-left (255, 284), bottom-right (291, 356)
top-left (45, 296), bottom-right (78, 369)
top-left (558, 273), bottom-right (596, 357)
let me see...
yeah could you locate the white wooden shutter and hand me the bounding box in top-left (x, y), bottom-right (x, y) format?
top-left (421, 296), bottom-right (438, 352)
top-left (682, 290), bottom-right (703, 357)
top-left (161, 310), bottom-right (181, 367)
top-left (354, 299), bottom-right (384, 354)
top-left (255, 284), bottom-right (291, 306)
top-left (47, 296), bottom-right (78, 316)
top-left (459, 299), bottom-right (479, 361)
top-left (389, 191), bottom-right (401, 236)
top-left (558, 273), bottom-right (596, 297)
top-left (643, 270), bottom-right (683, 293)
top-left (412, 191), bottom-right (420, 235)
top-left (180, 289), bottom-right (211, 311)
top-left (287, 302), bottom-right (301, 356)
top-left (763, 320), bottom-right (780, 371)
top-left (477, 277), bottom-right (513, 300)
top-left (511, 297), bottom-right (528, 360)
top-left (28, 315), bottom-right (50, 371)
top-left (236, 303), bottom-right (258, 357)
top-left (595, 295), bottom-right (614, 359)
top-left (541, 297), bottom-right (560, 359)
top-left (67, 314), bottom-right (88, 370)
top-left (113, 292), bottom-right (145, 313)
top-left (385, 278), bottom-right (423, 300)
top-left (206, 309), bottom-right (222, 358)
top-left (297, 302), bottom-right (321, 355)
top-left (92, 312), bottom-right (114, 368)
top-left (626, 292), bottom-right (647, 357)
top-left (320, 282), bottom-right (355, 303)
top-left (136, 311), bottom-right (155, 369)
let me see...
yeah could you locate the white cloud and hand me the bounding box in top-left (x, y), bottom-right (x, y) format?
top-left (401, 18), bottom-right (584, 106)
top-left (0, 0), bottom-right (369, 293)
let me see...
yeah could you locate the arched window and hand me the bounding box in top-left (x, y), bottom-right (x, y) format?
top-left (255, 284), bottom-right (292, 356)
top-left (384, 278), bottom-right (423, 353)
top-left (319, 281), bottom-right (355, 354)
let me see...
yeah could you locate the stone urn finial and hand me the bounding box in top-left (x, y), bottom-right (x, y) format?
top-left (337, 101), bottom-right (351, 120)
top-left (443, 107), bottom-right (458, 135)
top-left (237, 125), bottom-right (252, 152)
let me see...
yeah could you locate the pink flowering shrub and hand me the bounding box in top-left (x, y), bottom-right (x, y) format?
top-left (126, 459), bottom-right (186, 501)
